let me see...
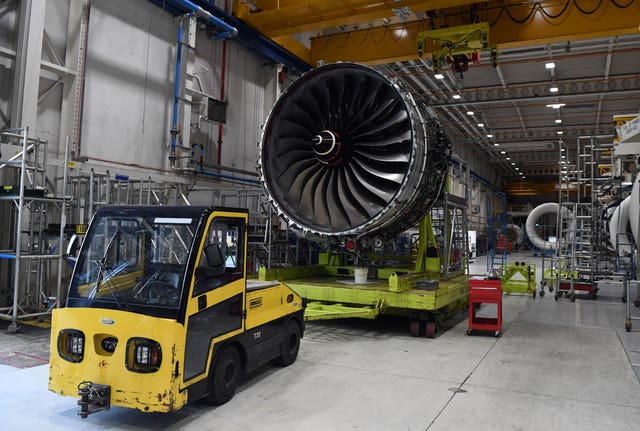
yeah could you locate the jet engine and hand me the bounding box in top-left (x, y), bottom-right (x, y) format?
top-left (258, 63), bottom-right (450, 250)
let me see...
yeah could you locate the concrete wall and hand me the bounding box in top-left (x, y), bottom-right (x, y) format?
top-left (81, 0), bottom-right (175, 168)
top-left (0, 0), bottom-right (275, 187)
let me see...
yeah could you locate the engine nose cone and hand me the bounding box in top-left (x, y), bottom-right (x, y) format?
top-left (313, 130), bottom-right (343, 165)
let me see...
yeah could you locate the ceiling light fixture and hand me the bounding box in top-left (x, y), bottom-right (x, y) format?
top-left (500, 151), bottom-right (506, 154)
top-left (506, 157), bottom-right (511, 160)
top-left (510, 162), bottom-right (516, 165)
top-left (515, 167), bottom-right (519, 170)
top-left (493, 143), bottom-right (499, 146)
top-left (477, 123), bottom-right (485, 127)
top-left (555, 119), bottom-right (562, 124)
top-left (434, 73), bottom-right (445, 79)
top-left (545, 62), bottom-right (556, 69)
top-left (550, 86), bottom-right (559, 93)
top-left (452, 94), bottom-right (461, 100)
top-left (487, 134), bottom-right (493, 138)
top-left (467, 111), bottom-right (474, 116)
top-left (557, 131), bottom-right (564, 135)
top-left (546, 103), bottom-right (566, 109)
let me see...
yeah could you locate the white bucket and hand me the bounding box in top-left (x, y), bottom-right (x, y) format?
top-left (354, 268), bottom-right (368, 284)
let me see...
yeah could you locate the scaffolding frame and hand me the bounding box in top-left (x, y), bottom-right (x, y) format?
top-left (0, 128), bottom-right (196, 332)
top-left (0, 128), bottom-right (70, 332)
top-left (553, 135), bottom-right (620, 301)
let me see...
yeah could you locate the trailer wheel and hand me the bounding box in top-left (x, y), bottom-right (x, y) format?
top-left (206, 346), bottom-right (241, 405)
top-left (409, 321), bottom-right (421, 337)
top-left (425, 322), bottom-right (437, 338)
top-left (275, 320), bottom-right (301, 366)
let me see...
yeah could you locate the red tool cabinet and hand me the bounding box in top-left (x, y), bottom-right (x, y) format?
top-left (467, 279), bottom-right (502, 337)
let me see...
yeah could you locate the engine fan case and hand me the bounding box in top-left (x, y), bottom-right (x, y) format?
top-left (258, 63), bottom-right (450, 240)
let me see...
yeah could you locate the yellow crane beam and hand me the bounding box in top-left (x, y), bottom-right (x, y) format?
top-left (309, 1), bottom-right (640, 66)
top-left (234, 0), bottom-right (483, 38)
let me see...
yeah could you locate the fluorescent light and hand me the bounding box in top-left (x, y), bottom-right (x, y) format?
top-left (477, 123), bottom-right (485, 127)
top-left (555, 119), bottom-right (562, 124)
top-left (510, 162), bottom-right (516, 165)
top-left (550, 86), bottom-right (559, 93)
top-left (452, 94), bottom-right (461, 100)
top-left (561, 155), bottom-right (566, 158)
top-left (506, 157), bottom-right (511, 160)
top-left (493, 143), bottom-right (499, 146)
top-left (434, 73), bottom-right (445, 79)
top-left (487, 134), bottom-right (493, 138)
top-left (546, 103), bottom-right (566, 109)
top-left (560, 148), bottom-right (565, 151)
top-left (515, 167), bottom-right (519, 170)
top-left (557, 131), bottom-right (564, 135)
top-left (545, 62), bottom-right (556, 69)
top-left (467, 111), bottom-right (474, 116)
top-left (500, 150), bottom-right (506, 154)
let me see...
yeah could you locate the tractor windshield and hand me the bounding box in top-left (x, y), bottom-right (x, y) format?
top-left (67, 208), bottom-right (203, 318)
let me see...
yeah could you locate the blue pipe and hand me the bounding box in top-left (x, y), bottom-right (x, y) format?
top-left (196, 169), bottom-right (261, 185)
top-left (170, 20), bottom-right (185, 162)
top-left (169, 0), bottom-right (237, 39)
top-left (0, 253), bottom-right (16, 260)
top-left (147, 0), bottom-right (312, 73)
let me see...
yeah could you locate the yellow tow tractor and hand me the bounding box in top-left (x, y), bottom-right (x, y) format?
top-left (49, 206), bottom-right (304, 418)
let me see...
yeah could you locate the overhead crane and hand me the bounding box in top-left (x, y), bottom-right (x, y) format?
top-left (224, 1), bottom-right (640, 68)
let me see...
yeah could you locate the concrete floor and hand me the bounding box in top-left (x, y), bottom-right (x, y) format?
top-left (2, 252), bottom-right (640, 430)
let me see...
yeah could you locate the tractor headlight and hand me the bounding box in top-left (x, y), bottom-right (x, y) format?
top-left (58, 329), bottom-right (85, 363)
top-left (125, 338), bottom-right (162, 373)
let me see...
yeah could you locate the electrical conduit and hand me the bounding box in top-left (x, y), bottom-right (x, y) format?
top-left (169, 0), bottom-right (238, 166)
top-left (217, 6), bottom-right (228, 169)
top-left (170, 19), bottom-right (185, 165)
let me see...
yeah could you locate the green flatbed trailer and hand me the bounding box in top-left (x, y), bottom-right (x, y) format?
top-left (259, 265), bottom-right (469, 338)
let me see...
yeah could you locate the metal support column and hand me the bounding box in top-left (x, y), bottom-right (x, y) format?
top-left (10, 0), bottom-right (46, 129)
